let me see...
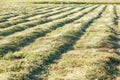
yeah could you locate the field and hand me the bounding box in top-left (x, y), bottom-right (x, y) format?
top-left (0, 1), bottom-right (120, 80)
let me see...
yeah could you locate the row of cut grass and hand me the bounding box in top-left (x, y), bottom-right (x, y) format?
top-left (27, 7), bottom-right (75, 20)
top-left (0, 5), bottom-right (98, 56)
top-left (0, 5), bottom-right (65, 23)
top-left (74, 5), bottom-right (118, 49)
top-left (0, 5), bottom-right (89, 37)
top-left (10, 6), bottom-right (66, 21)
top-left (46, 49), bottom-right (120, 80)
top-left (0, 14), bottom-right (19, 22)
top-left (43, 5), bottom-right (120, 80)
top-left (0, 5), bottom-right (105, 80)
top-left (0, 6), bottom-right (66, 28)
top-left (6, 6), bottom-right (58, 20)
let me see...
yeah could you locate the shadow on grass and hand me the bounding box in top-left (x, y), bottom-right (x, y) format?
top-left (28, 6), bottom-right (107, 80)
top-left (0, 5), bottom-right (98, 57)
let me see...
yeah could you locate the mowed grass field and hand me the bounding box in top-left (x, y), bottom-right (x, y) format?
top-left (0, 1), bottom-right (120, 80)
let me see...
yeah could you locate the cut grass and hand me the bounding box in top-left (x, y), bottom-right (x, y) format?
top-left (74, 5), bottom-right (118, 49)
top-left (0, 3), bottom-right (119, 80)
top-left (0, 5), bottom-right (98, 56)
top-left (0, 5), bottom-right (89, 36)
top-left (0, 19), bottom-right (29, 28)
top-left (0, 5), bottom-right (105, 79)
top-left (46, 50), bottom-right (120, 80)
top-left (0, 6), bottom-right (66, 28)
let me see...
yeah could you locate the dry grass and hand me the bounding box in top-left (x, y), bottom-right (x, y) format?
top-left (0, 1), bottom-right (119, 80)
top-left (46, 50), bottom-right (120, 80)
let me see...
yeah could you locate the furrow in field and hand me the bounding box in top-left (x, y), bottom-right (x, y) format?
top-left (0, 14), bottom-right (19, 22)
top-left (115, 5), bottom-right (120, 53)
top-left (7, 6), bottom-right (66, 21)
top-left (74, 5), bottom-right (117, 49)
top-left (44, 5), bottom-right (120, 80)
top-left (26, 7), bottom-right (75, 20)
top-left (0, 5), bottom-right (64, 24)
top-left (0, 6), bottom-right (69, 29)
top-left (16, 5), bottom-right (69, 19)
top-left (0, 6), bottom-right (66, 28)
top-left (43, 5), bottom-right (90, 20)
top-left (0, 5), bottom-right (45, 17)
top-left (0, 5), bottom-right (105, 80)
top-left (0, 5), bottom-right (89, 37)
top-left (28, 5), bottom-right (86, 17)
top-left (114, 5), bottom-right (120, 80)
top-left (0, 5), bottom-right (98, 56)
top-left (0, 6), bottom-right (43, 22)
top-left (19, 5), bottom-right (101, 53)
top-left (0, 5), bottom-right (85, 20)
top-left (45, 50), bottom-right (120, 80)
top-left (3, 5), bottom-right (84, 26)
top-left (6, 6), bottom-right (54, 21)
top-left (0, 19), bottom-right (29, 29)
